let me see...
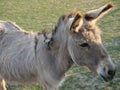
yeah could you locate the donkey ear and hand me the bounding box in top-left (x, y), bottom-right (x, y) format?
top-left (85, 2), bottom-right (113, 21)
top-left (70, 12), bottom-right (83, 32)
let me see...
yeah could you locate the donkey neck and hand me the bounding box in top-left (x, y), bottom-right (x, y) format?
top-left (36, 29), bottom-right (73, 84)
top-left (50, 28), bottom-right (73, 78)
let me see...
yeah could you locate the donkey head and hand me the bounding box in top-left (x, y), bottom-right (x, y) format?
top-left (67, 3), bottom-right (115, 81)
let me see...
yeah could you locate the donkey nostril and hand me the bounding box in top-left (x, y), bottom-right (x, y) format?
top-left (108, 70), bottom-right (114, 76)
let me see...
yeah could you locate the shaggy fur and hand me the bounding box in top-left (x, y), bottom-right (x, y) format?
top-left (0, 3), bottom-right (115, 90)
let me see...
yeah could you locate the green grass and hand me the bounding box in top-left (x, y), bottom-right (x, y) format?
top-left (0, 0), bottom-right (120, 90)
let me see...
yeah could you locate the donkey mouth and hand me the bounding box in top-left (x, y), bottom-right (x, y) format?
top-left (100, 74), bottom-right (114, 82)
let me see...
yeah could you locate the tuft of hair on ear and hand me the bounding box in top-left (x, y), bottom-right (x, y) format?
top-left (108, 2), bottom-right (114, 8)
top-left (85, 2), bottom-right (114, 21)
top-left (70, 12), bottom-right (83, 32)
top-left (74, 12), bottom-right (83, 21)
top-left (99, 2), bottom-right (113, 15)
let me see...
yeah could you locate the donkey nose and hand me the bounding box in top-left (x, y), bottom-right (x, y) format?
top-left (107, 69), bottom-right (116, 77)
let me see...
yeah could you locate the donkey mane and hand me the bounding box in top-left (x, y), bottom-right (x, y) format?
top-left (51, 11), bottom-right (76, 37)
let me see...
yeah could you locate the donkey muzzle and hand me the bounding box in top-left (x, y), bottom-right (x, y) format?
top-left (97, 62), bottom-right (116, 82)
top-left (100, 69), bottom-right (116, 82)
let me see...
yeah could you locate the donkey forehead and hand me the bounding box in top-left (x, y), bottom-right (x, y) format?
top-left (73, 21), bottom-right (101, 41)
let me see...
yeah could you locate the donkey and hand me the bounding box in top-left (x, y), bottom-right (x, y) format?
top-left (0, 3), bottom-right (116, 90)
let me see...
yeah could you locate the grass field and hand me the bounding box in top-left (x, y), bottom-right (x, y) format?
top-left (0, 0), bottom-right (120, 90)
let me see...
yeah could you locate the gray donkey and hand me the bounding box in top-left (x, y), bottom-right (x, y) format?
top-left (0, 3), bottom-right (116, 90)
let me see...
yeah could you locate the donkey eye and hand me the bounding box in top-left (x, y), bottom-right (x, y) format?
top-left (80, 43), bottom-right (89, 47)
